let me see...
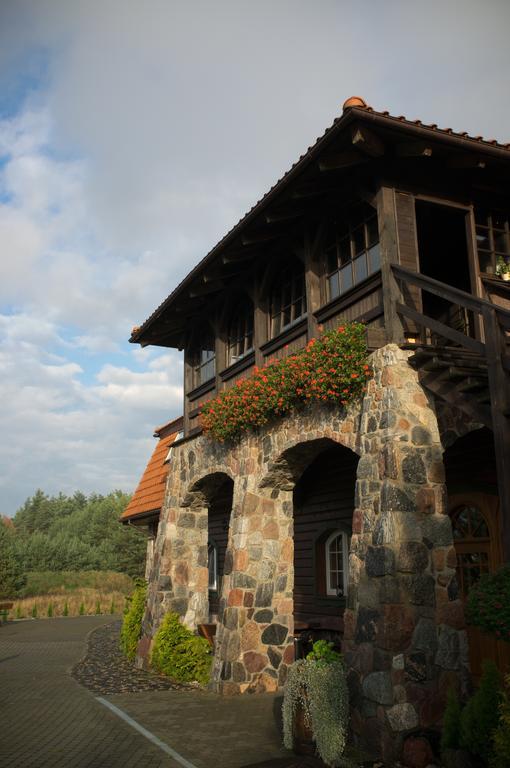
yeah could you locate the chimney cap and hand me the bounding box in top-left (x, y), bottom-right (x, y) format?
top-left (343, 96), bottom-right (368, 111)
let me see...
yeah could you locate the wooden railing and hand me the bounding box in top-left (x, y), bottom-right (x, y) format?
top-left (390, 264), bottom-right (510, 559)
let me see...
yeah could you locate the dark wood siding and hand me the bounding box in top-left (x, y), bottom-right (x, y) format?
top-left (293, 446), bottom-right (358, 630)
top-left (445, 427), bottom-right (498, 494)
top-left (208, 486), bottom-right (232, 617)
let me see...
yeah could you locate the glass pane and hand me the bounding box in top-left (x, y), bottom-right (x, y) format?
top-left (494, 230), bottom-right (509, 255)
top-left (338, 237), bottom-right (351, 265)
top-left (476, 227), bottom-right (491, 252)
top-left (292, 298), bottom-right (303, 321)
top-left (326, 246), bottom-right (338, 274)
top-left (475, 209), bottom-right (489, 226)
top-left (492, 212), bottom-right (508, 230)
top-left (328, 272), bottom-right (340, 300)
top-left (366, 216), bottom-right (379, 247)
top-left (478, 250), bottom-right (493, 274)
top-left (340, 263), bottom-right (353, 293)
top-left (352, 226), bottom-right (365, 256)
top-left (368, 243), bottom-right (381, 273)
top-left (354, 254), bottom-right (368, 283)
top-left (283, 305), bottom-right (291, 327)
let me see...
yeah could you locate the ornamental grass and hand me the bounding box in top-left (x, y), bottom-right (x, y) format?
top-left (201, 323), bottom-right (371, 442)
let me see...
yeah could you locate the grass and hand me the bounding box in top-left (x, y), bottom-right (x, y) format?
top-left (7, 570), bottom-right (134, 620)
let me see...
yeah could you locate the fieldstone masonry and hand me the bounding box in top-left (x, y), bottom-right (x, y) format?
top-left (137, 344), bottom-right (470, 761)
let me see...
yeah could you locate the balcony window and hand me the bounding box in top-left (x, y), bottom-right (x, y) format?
top-left (227, 300), bottom-right (254, 365)
top-left (193, 333), bottom-right (216, 386)
top-left (325, 207), bottom-right (380, 301)
top-left (270, 260), bottom-right (307, 337)
top-left (475, 209), bottom-right (510, 275)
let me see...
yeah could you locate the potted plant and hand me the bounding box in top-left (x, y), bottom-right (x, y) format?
top-left (282, 640), bottom-right (349, 767)
top-left (496, 255), bottom-right (510, 281)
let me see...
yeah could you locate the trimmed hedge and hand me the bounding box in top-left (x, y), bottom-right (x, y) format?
top-left (466, 566), bottom-right (510, 641)
top-left (150, 612), bottom-right (212, 685)
top-left (119, 580), bottom-right (147, 660)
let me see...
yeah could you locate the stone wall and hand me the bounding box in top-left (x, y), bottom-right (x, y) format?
top-left (137, 344), bottom-right (469, 761)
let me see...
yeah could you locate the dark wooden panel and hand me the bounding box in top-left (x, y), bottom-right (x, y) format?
top-left (208, 494), bottom-right (232, 616)
top-left (293, 446), bottom-right (358, 629)
top-left (395, 191), bottom-right (421, 333)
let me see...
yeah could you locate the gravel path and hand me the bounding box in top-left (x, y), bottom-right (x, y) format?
top-left (72, 619), bottom-right (192, 694)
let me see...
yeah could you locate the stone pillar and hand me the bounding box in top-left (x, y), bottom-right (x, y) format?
top-left (343, 345), bottom-right (467, 761)
top-left (212, 489), bottom-right (295, 693)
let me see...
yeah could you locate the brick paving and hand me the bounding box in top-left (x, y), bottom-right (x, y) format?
top-left (0, 617), bottom-right (180, 768)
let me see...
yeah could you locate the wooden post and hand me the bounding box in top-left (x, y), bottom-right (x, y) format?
top-left (183, 352), bottom-right (193, 436)
top-left (253, 272), bottom-right (267, 367)
top-left (482, 304), bottom-right (510, 562)
top-left (304, 222), bottom-right (322, 340)
top-left (376, 186), bottom-right (405, 344)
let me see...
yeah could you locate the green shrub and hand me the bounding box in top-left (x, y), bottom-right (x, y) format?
top-left (491, 675), bottom-right (510, 768)
top-left (47, 602), bottom-right (53, 617)
top-left (16, 605), bottom-right (22, 619)
top-left (441, 686), bottom-right (462, 753)
top-left (62, 601), bottom-right (69, 616)
top-left (466, 566), bottom-right (510, 641)
top-left (460, 660), bottom-right (501, 762)
top-left (150, 612), bottom-right (211, 685)
top-left (95, 600), bottom-right (101, 614)
top-left (119, 581), bottom-right (147, 661)
top-left (31, 605), bottom-right (37, 618)
top-left (79, 602), bottom-right (85, 615)
top-left (110, 599), bottom-right (115, 614)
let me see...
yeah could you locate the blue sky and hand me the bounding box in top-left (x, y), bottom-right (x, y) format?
top-left (1, 0), bottom-right (509, 516)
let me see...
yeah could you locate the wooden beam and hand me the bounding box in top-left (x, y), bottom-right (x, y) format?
top-left (396, 142), bottom-right (433, 158)
top-left (351, 126), bottom-right (385, 157)
top-left (241, 227), bottom-right (287, 245)
top-left (482, 304), bottom-right (510, 562)
top-left (376, 186), bottom-right (405, 344)
top-left (189, 280), bottom-right (225, 298)
top-left (447, 155), bottom-right (487, 169)
top-left (265, 208), bottom-right (304, 223)
top-left (222, 246), bottom-right (260, 264)
top-left (318, 149), bottom-right (367, 172)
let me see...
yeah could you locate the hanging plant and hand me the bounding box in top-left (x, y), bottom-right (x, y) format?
top-left (282, 640), bottom-right (350, 767)
top-left (466, 566), bottom-right (510, 641)
top-left (201, 323), bottom-right (371, 442)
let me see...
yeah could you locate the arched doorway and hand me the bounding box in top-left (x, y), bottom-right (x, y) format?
top-left (445, 428), bottom-right (510, 679)
top-left (292, 443), bottom-right (359, 641)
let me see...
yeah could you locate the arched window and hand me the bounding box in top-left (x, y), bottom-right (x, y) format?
top-left (270, 259), bottom-right (307, 338)
top-left (227, 299), bottom-right (254, 365)
top-left (450, 504), bottom-right (490, 598)
top-left (324, 529), bottom-right (349, 597)
top-left (325, 205), bottom-right (380, 300)
top-left (208, 541), bottom-right (218, 591)
top-left (193, 329), bottom-right (216, 386)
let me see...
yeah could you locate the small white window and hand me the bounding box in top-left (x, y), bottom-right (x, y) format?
top-left (164, 431), bottom-right (184, 463)
top-left (208, 542), bottom-right (218, 591)
top-left (325, 530), bottom-right (349, 597)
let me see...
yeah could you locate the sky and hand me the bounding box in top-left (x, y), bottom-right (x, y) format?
top-left (1, 0), bottom-right (509, 516)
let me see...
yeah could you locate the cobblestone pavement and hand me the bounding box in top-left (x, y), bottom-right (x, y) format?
top-left (0, 617), bottom-right (181, 768)
top-left (71, 620), bottom-right (188, 694)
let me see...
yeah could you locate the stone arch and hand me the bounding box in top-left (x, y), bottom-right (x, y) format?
top-left (259, 434), bottom-right (360, 492)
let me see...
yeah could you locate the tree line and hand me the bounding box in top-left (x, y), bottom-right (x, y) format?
top-left (0, 490), bottom-right (146, 598)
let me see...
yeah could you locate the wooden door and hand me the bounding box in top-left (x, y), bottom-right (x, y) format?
top-left (449, 493), bottom-right (510, 681)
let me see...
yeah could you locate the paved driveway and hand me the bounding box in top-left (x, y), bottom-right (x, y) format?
top-left (0, 617), bottom-right (181, 768)
top-left (0, 617), bottom-right (289, 768)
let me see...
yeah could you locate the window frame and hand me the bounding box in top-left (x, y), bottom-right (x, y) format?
top-left (192, 332), bottom-right (216, 388)
top-left (324, 529), bottom-right (350, 598)
top-left (227, 299), bottom-right (254, 366)
top-left (474, 208), bottom-right (510, 275)
top-left (208, 540), bottom-right (218, 592)
top-left (324, 207), bottom-right (380, 302)
top-left (269, 259), bottom-right (307, 339)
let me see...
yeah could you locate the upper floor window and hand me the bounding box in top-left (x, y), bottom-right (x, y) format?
top-left (475, 209), bottom-right (510, 275)
top-left (193, 331), bottom-right (216, 387)
top-left (270, 259), bottom-right (307, 338)
top-left (325, 207), bottom-right (380, 301)
top-left (227, 300), bottom-right (254, 365)
top-left (208, 541), bottom-right (218, 591)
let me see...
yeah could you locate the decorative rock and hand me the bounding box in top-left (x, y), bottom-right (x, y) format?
top-left (412, 618), bottom-right (437, 652)
top-left (267, 646), bottom-right (282, 669)
top-left (261, 623), bottom-right (288, 646)
top-left (402, 454), bottom-right (427, 484)
top-left (435, 626), bottom-right (460, 670)
top-left (366, 546), bottom-right (396, 577)
top-left (386, 702), bottom-right (419, 731)
top-left (398, 541), bottom-right (429, 573)
top-left (243, 651), bottom-right (266, 673)
top-left (362, 671), bottom-right (393, 705)
top-left (355, 607), bottom-right (380, 643)
top-left (254, 583), bottom-right (273, 607)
